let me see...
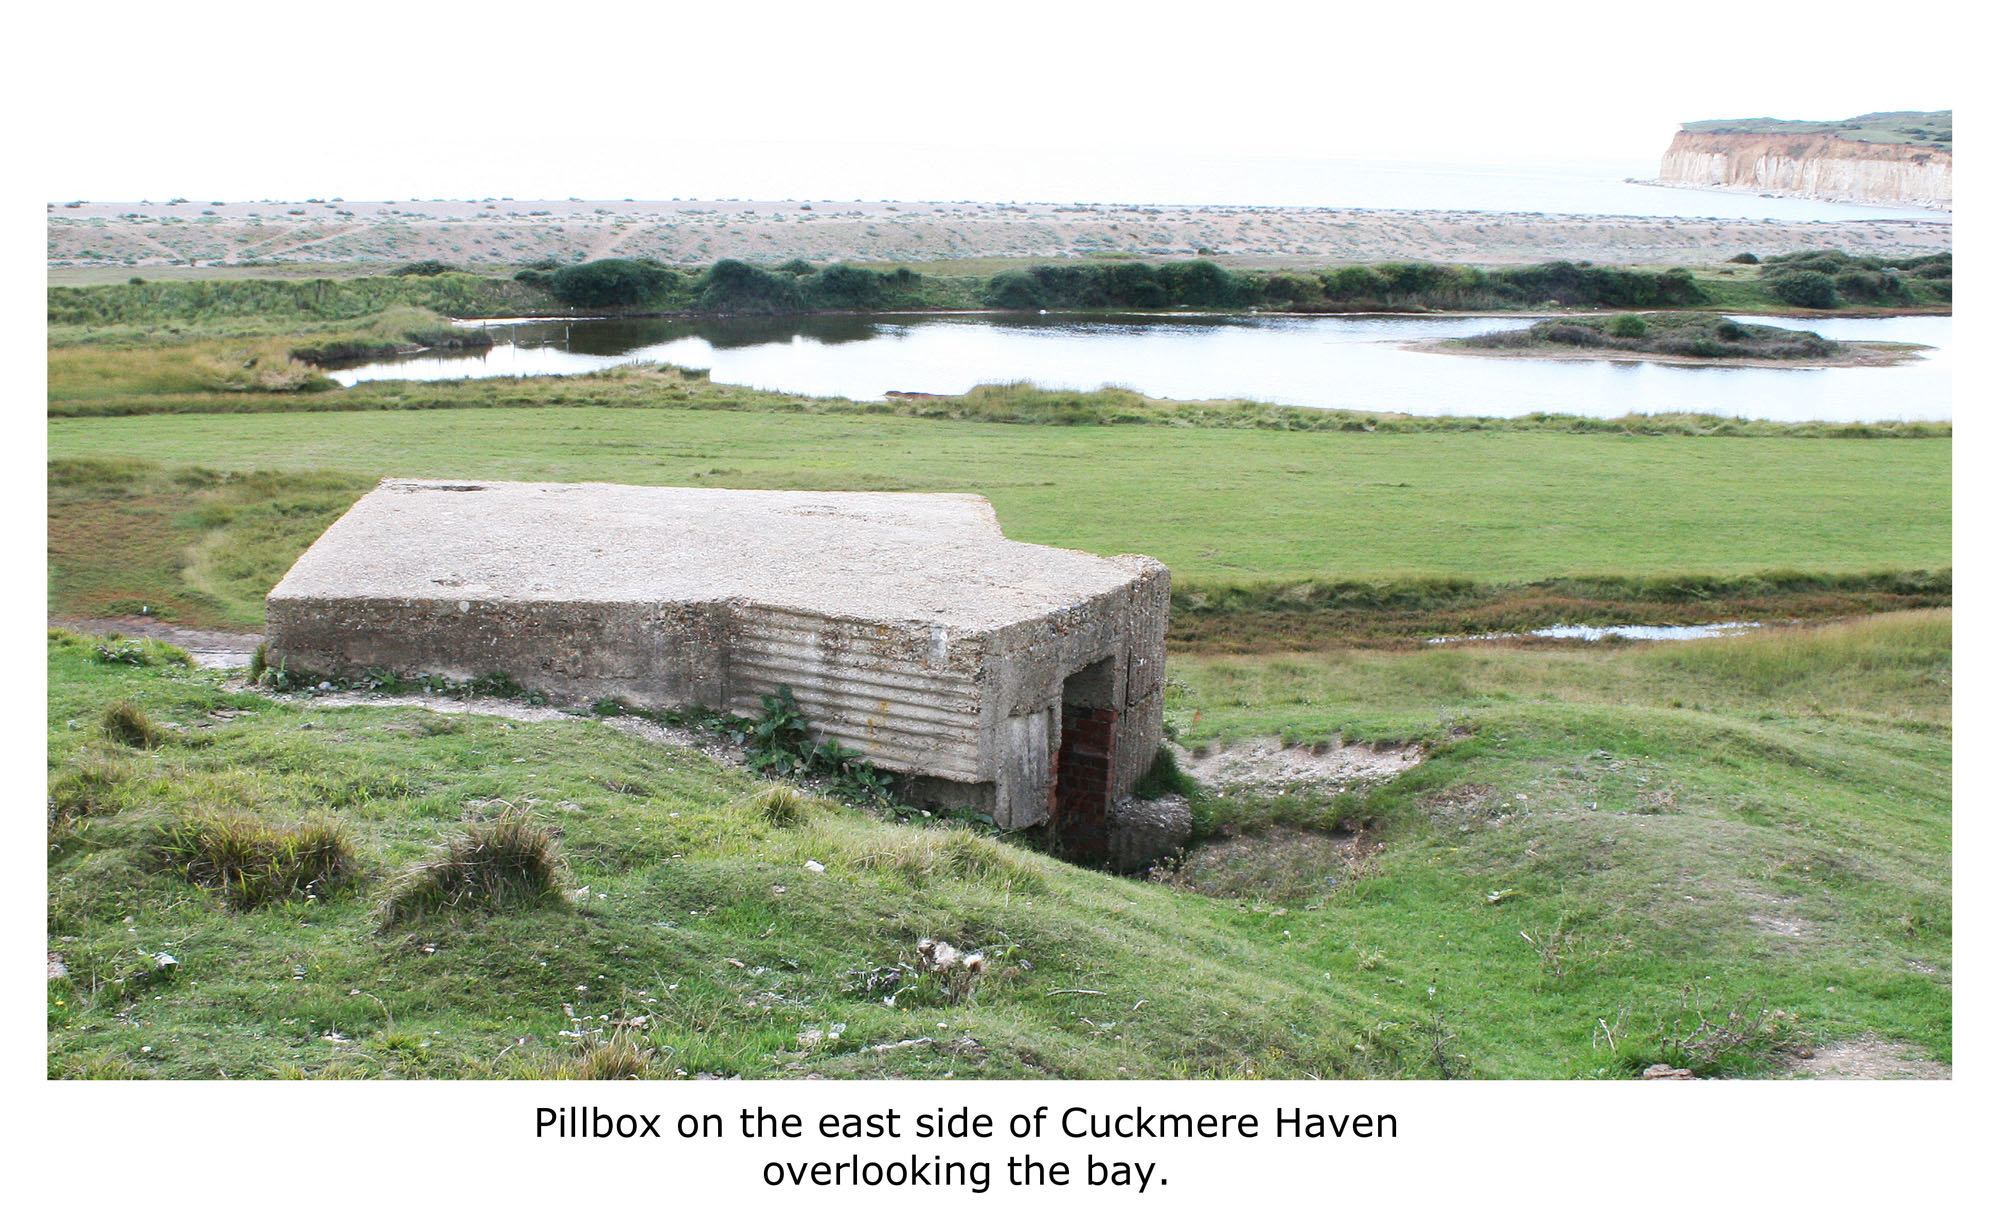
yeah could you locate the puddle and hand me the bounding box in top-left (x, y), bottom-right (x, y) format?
top-left (1427, 621), bottom-right (1762, 645)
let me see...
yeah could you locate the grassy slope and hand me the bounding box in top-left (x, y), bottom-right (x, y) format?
top-left (49, 404), bottom-right (1949, 632)
top-left (44, 289), bottom-right (1952, 1079)
top-left (46, 611), bottom-right (1951, 1078)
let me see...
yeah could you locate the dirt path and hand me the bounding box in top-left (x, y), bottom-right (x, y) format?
top-left (51, 616), bottom-right (261, 670)
top-left (1784, 1037), bottom-right (1951, 1080)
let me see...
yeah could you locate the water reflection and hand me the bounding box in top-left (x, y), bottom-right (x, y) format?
top-left (326, 311), bottom-right (1951, 423)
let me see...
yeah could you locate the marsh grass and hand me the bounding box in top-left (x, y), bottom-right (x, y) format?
top-left (1459, 312), bottom-right (1853, 361)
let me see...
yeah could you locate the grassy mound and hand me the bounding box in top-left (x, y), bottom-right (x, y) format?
top-left (46, 612), bottom-right (1949, 1079)
top-left (379, 812), bottom-right (566, 926)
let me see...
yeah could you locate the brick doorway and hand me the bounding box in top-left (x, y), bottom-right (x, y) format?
top-left (1053, 657), bottom-right (1117, 861)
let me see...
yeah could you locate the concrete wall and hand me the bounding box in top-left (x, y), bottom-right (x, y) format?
top-left (725, 604), bottom-right (986, 783)
top-left (265, 596), bottom-right (732, 707)
top-left (267, 552), bottom-right (1170, 855)
top-left (978, 555), bottom-right (1171, 843)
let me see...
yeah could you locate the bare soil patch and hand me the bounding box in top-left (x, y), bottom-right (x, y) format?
top-left (1179, 736), bottom-right (1421, 797)
top-left (1158, 737), bottom-right (1420, 900)
top-left (1743, 891), bottom-right (1812, 939)
top-left (1784, 1036), bottom-right (1949, 1080)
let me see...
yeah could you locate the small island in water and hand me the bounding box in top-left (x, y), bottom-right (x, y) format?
top-left (1429, 312), bottom-right (1924, 369)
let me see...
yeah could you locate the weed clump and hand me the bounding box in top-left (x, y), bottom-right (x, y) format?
top-left (93, 637), bottom-right (193, 668)
top-left (1133, 746), bottom-right (1198, 800)
top-left (100, 699), bottom-right (161, 749)
top-left (48, 752), bottom-right (133, 832)
top-left (1602, 985), bottom-right (1799, 1077)
top-left (747, 784), bottom-right (812, 826)
top-left (378, 811), bottom-right (565, 927)
top-left (151, 813), bottom-right (357, 909)
top-left (743, 685), bottom-right (897, 805)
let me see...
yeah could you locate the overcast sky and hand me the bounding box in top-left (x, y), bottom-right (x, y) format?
top-left (23, 1), bottom-right (1955, 203)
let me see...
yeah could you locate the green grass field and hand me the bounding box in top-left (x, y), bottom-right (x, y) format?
top-left (49, 401), bottom-right (1949, 635)
top-left (46, 610), bottom-right (1950, 1079)
top-left (44, 278), bottom-right (1952, 1080)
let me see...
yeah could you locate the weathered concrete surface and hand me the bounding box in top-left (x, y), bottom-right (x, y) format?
top-left (267, 480), bottom-right (1172, 851)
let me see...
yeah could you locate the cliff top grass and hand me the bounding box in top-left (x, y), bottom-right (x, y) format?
top-left (1682, 111), bottom-right (1952, 151)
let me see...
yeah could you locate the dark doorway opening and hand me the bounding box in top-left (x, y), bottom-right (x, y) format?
top-left (1054, 657), bottom-right (1118, 861)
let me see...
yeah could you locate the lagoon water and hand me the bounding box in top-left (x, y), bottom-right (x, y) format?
top-left (329, 312), bottom-right (1951, 424)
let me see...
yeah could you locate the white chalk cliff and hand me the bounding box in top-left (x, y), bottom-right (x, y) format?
top-left (1659, 131), bottom-right (1950, 210)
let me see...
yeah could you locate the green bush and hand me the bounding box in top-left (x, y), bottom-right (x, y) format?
top-left (1728, 253), bottom-right (1760, 265)
top-left (1159, 260), bottom-right (1254, 307)
top-left (804, 264), bottom-right (886, 310)
top-left (1833, 270), bottom-right (1908, 304)
top-left (1609, 314), bottom-right (1649, 339)
top-left (1767, 271), bottom-right (1839, 309)
top-left (389, 260), bottom-right (454, 277)
top-left (1321, 265), bottom-right (1389, 302)
top-left (1262, 273), bottom-right (1324, 307)
top-left (699, 259), bottom-right (806, 314)
top-left (984, 271), bottom-right (1044, 309)
top-left (547, 258), bottom-right (671, 308)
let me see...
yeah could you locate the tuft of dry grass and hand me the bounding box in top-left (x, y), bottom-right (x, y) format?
top-left (48, 751), bottom-right (134, 833)
top-left (745, 784), bottom-right (812, 826)
top-left (378, 811), bottom-right (565, 927)
top-left (100, 699), bottom-right (161, 749)
top-left (151, 812), bottom-right (357, 909)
